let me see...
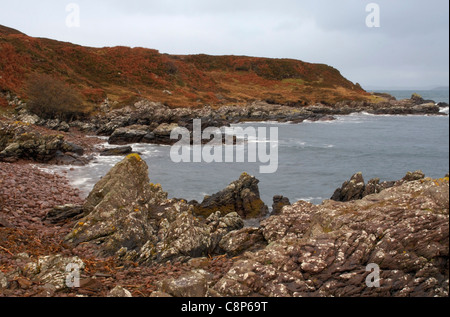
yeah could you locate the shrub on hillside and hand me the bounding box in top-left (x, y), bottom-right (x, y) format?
top-left (25, 74), bottom-right (84, 121)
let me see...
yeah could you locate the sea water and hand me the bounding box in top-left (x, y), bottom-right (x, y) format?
top-left (43, 91), bottom-right (450, 207)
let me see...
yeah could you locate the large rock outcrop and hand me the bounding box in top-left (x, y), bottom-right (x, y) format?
top-left (213, 176), bottom-right (449, 297)
top-left (65, 154), bottom-right (168, 255)
top-left (0, 121), bottom-right (87, 165)
top-left (65, 154), bottom-right (246, 262)
top-left (192, 173), bottom-right (269, 219)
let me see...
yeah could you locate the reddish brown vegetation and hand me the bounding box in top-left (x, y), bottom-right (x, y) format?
top-left (0, 25), bottom-right (370, 111)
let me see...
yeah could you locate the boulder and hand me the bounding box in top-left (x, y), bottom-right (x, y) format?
top-left (48, 151), bottom-right (90, 166)
top-left (152, 123), bottom-right (180, 145)
top-left (400, 170), bottom-right (426, 183)
top-left (159, 271), bottom-right (208, 297)
top-left (412, 103), bottom-right (440, 114)
top-left (192, 172), bottom-right (269, 219)
top-left (108, 125), bottom-right (153, 145)
top-left (61, 142), bottom-right (84, 156)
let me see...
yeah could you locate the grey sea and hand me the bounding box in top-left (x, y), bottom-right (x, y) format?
top-left (41, 90), bottom-right (450, 209)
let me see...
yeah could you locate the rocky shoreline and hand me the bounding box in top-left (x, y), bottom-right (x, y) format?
top-left (0, 152), bottom-right (448, 297)
top-left (1, 93), bottom-right (447, 166)
top-left (0, 94), bottom-right (449, 298)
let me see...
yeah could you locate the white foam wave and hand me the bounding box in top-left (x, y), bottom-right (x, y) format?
top-left (296, 197), bottom-right (325, 203)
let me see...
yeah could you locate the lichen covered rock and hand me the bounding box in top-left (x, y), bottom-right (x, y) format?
top-left (214, 177), bottom-right (449, 297)
top-left (65, 154), bottom-right (168, 256)
top-left (22, 255), bottom-right (85, 290)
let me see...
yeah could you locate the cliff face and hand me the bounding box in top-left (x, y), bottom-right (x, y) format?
top-left (0, 25), bottom-right (368, 109)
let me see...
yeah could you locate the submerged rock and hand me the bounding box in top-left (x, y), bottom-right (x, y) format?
top-left (192, 172), bottom-right (269, 219)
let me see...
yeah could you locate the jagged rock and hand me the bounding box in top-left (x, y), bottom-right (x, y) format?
top-left (214, 177), bottom-right (449, 297)
top-left (272, 195), bottom-right (291, 215)
top-left (331, 172), bottom-right (366, 202)
top-left (16, 113), bottom-right (41, 125)
top-left (332, 171), bottom-right (426, 202)
top-left (400, 170), bottom-right (426, 183)
top-left (64, 153), bottom-right (247, 263)
top-left (0, 131), bottom-right (64, 163)
top-left (362, 178), bottom-right (382, 197)
top-left (410, 93), bottom-right (426, 105)
top-left (192, 172), bottom-right (269, 219)
top-left (65, 154), bottom-right (168, 256)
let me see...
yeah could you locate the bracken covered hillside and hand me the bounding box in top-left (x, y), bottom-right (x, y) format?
top-left (0, 24), bottom-right (369, 110)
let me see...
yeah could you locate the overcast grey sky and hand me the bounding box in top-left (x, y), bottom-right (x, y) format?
top-left (1, 0), bottom-right (448, 89)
